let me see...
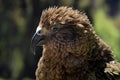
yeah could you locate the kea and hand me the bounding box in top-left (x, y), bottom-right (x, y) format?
top-left (31, 7), bottom-right (120, 80)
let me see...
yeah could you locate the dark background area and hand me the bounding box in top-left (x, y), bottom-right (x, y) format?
top-left (0, 0), bottom-right (120, 80)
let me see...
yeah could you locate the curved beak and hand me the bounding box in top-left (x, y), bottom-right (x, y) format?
top-left (31, 31), bottom-right (44, 55)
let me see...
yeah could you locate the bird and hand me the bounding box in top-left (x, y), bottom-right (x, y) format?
top-left (31, 6), bottom-right (120, 80)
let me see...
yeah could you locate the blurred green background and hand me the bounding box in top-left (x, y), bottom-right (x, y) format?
top-left (0, 0), bottom-right (120, 80)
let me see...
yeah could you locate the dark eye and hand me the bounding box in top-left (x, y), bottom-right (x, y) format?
top-left (37, 30), bottom-right (42, 35)
top-left (52, 27), bottom-right (59, 31)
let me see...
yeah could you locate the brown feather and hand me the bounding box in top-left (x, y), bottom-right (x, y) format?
top-left (34, 6), bottom-right (120, 80)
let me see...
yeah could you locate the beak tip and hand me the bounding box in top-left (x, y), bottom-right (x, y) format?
top-left (30, 41), bottom-right (36, 55)
top-left (30, 45), bottom-right (36, 55)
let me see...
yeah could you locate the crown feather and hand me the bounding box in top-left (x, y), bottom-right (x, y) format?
top-left (40, 6), bottom-right (90, 28)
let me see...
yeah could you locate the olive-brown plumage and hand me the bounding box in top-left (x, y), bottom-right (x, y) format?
top-left (31, 7), bottom-right (120, 80)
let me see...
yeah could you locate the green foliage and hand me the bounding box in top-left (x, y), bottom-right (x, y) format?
top-left (10, 48), bottom-right (24, 79)
top-left (94, 9), bottom-right (120, 61)
top-left (0, 78), bottom-right (6, 80)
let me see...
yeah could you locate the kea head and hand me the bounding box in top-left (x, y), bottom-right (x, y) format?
top-left (31, 7), bottom-right (96, 56)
